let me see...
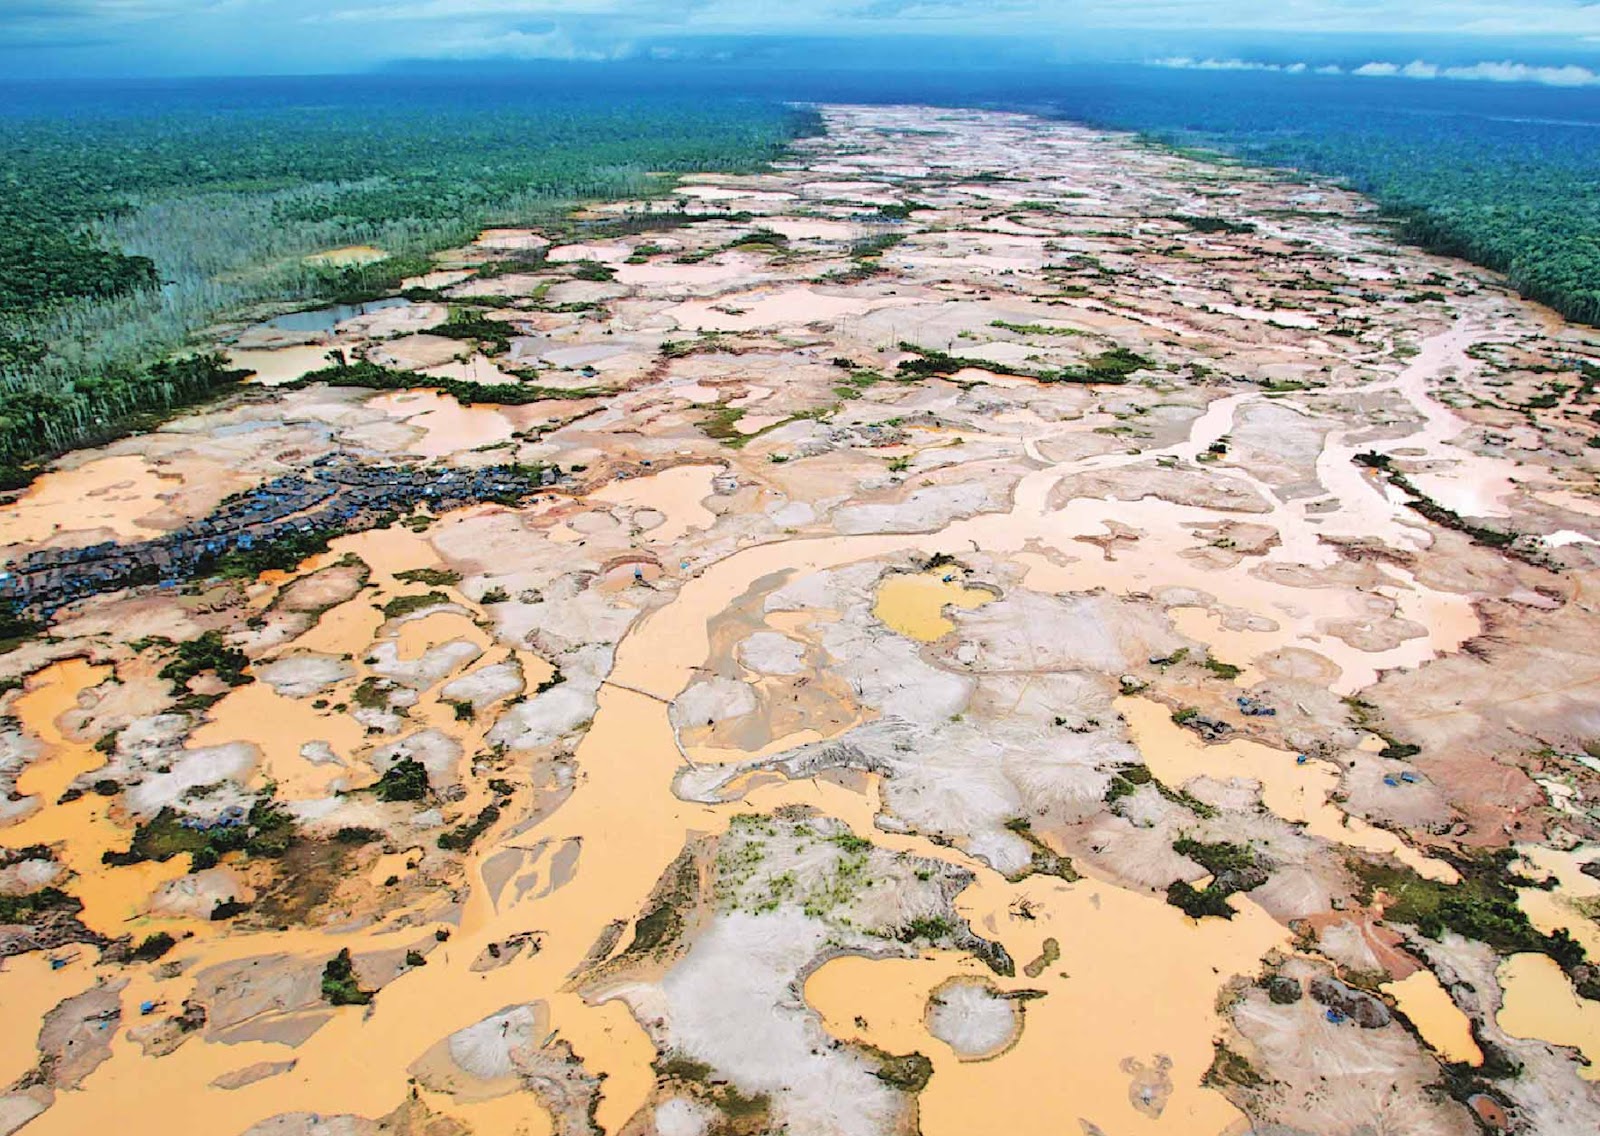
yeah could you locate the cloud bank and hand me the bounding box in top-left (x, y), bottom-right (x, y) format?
top-left (1152, 56), bottom-right (1600, 89)
top-left (10, 1), bottom-right (1600, 78)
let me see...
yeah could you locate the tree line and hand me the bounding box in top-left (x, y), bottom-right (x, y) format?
top-left (0, 75), bottom-right (817, 478)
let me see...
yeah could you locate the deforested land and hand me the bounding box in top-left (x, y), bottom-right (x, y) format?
top-left (1, 82), bottom-right (1600, 1136)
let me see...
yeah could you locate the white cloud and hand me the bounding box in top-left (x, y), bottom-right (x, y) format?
top-left (1150, 56), bottom-right (1288, 73)
top-left (13, 1), bottom-right (1600, 75)
top-left (431, 24), bottom-right (635, 59)
top-left (272, 1), bottom-right (1600, 38)
top-left (1440, 60), bottom-right (1600, 87)
top-left (1156, 56), bottom-right (1600, 89)
top-left (1363, 58), bottom-right (1600, 87)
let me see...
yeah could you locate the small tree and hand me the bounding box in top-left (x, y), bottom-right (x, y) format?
top-left (321, 948), bottom-right (372, 1005)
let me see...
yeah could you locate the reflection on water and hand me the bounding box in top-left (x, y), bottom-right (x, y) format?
top-left (261, 297), bottom-right (409, 334)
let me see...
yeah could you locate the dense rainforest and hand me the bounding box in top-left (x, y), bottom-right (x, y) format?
top-left (0, 75), bottom-right (813, 475)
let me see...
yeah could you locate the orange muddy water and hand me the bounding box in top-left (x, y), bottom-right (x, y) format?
top-left (1, 456), bottom-right (174, 544)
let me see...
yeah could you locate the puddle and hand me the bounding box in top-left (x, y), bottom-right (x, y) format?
top-left (733, 412), bottom-right (788, 435)
top-left (1, 456), bottom-right (174, 544)
top-left (1118, 696), bottom-right (1459, 883)
top-left (8, 660), bottom-right (193, 935)
top-left (1515, 844), bottom-right (1600, 957)
top-left (586, 465), bottom-right (720, 545)
top-left (1382, 970), bottom-right (1481, 1065)
top-left (394, 611), bottom-right (483, 660)
top-left (12, 659), bottom-right (113, 805)
top-left (188, 681), bottom-right (366, 803)
top-left (1169, 607), bottom-right (1263, 685)
top-left (1496, 953), bottom-right (1600, 1079)
top-left (872, 571), bottom-right (995, 642)
top-left (367, 390), bottom-right (515, 459)
top-left (259, 297), bottom-right (409, 334)
top-left (0, 951), bottom-right (101, 1085)
top-left (804, 871), bottom-right (1287, 1135)
top-left (229, 344), bottom-right (344, 387)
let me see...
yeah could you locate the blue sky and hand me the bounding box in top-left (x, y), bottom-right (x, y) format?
top-left (5, 1), bottom-right (1600, 77)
